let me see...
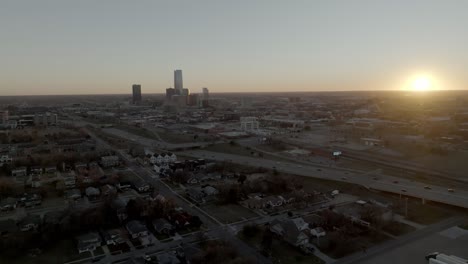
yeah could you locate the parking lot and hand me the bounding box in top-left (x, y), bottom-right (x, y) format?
top-left (359, 226), bottom-right (468, 264)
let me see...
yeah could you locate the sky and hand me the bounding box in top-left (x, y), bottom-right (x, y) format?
top-left (1, 0), bottom-right (468, 95)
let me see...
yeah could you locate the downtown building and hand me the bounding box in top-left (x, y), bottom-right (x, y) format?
top-left (132, 84), bottom-right (142, 105)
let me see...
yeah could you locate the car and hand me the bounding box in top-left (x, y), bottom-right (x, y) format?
top-left (341, 177), bottom-right (347, 180)
top-left (401, 189), bottom-right (407, 192)
top-left (317, 169), bottom-right (322, 171)
top-left (393, 180), bottom-right (399, 184)
top-left (424, 186), bottom-right (431, 190)
top-left (448, 188), bottom-right (455, 192)
top-left (373, 177), bottom-right (378, 180)
top-left (297, 165), bottom-right (303, 168)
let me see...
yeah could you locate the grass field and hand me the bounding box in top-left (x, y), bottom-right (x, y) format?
top-left (0, 239), bottom-right (92, 264)
top-left (202, 203), bottom-right (259, 224)
top-left (382, 221), bottom-right (416, 236)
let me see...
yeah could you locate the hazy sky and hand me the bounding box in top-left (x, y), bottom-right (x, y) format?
top-left (1, 0), bottom-right (468, 95)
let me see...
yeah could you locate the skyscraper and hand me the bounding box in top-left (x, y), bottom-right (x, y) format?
top-left (132, 84), bottom-right (142, 104)
top-left (174, 70), bottom-right (183, 93)
top-left (202, 87), bottom-right (209, 100)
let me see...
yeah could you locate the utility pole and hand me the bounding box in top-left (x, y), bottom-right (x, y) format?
top-left (405, 197), bottom-right (409, 218)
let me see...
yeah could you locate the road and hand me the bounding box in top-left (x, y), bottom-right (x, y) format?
top-left (180, 149), bottom-right (468, 209)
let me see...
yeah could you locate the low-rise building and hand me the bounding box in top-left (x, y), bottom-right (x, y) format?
top-left (101, 155), bottom-right (120, 168)
top-left (77, 232), bottom-right (102, 253)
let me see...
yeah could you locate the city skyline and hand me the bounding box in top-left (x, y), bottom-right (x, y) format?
top-left (2, 0), bottom-right (468, 95)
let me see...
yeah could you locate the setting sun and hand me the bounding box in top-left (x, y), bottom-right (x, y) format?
top-left (412, 76), bottom-right (431, 91)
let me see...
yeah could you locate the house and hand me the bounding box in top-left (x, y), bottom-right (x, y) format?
top-left (30, 166), bottom-right (43, 175)
top-left (66, 188), bottom-right (82, 200)
top-left (310, 227), bottom-right (326, 238)
top-left (152, 218), bottom-right (174, 235)
top-left (242, 195), bottom-right (285, 209)
top-left (157, 252), bottom-right (181, 264)
top-left (75, 163), bottom-right (87, 170)
top-left (77, 232), bottom-right (102, 253)
top-left (44, 166), bottom-right (57, 175)
top-left (11, 167), bottom-right (28, 178)
top-left (111, 197), bottom-right (128, 222)
top-left (101, 184), bottom-right (117, 196)
top-left (132, 180), bottom-right (151, 193)
top-left (117, 181), bottom-right (132, 191)
top-left (101, 228), bottom-right (126, 245)
top-left (186, 187), bottom-right (205, 204)
top-left (19, 193), bottom-right (42, 207)
top-left (0, 197), bottom-right (17, 211)
top-left (0, 155), bottom-right (12, 166)
top-left (202, 186), bottom-right (218, 196)
top-left (101, 155), bottom-right (119, 168)
top-left (333, 200), bottom-right (392, 227)
top-left (85, 187), bottom-right (101, 201)
top-left (62, 171), bottom-right (77, 188)
top-left (18, 214), bottom-right (41, 231)
top-left (270, 219), bottom-right (310, 247)
top-left (126, 220), bottom-right (149, 239)
top-left (263, 196), bottom-right (285, 208)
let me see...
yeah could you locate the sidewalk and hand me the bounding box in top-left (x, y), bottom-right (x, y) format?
top-left (394, 214), bottom-right (426, 230)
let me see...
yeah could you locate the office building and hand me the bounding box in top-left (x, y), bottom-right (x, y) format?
top-left (166, 88), bottom-right (176, 100)
top-left (182, 88), bottom-right (190, 96)
top-left (202, 87), bottom-right (209, 100)
top-left (187, 94), bottom-right (199, 106)
top-left (174, 70), bottom-right (183, 93)
top-left (132, 84), bottom-right (142, 104)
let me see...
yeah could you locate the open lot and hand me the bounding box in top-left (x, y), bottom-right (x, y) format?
top-left (358, 226), bottom-right (468, 264)
top-left (0, 239), bottom-right (93, 264)
top-left (201, 203), bottom-right (258, 224)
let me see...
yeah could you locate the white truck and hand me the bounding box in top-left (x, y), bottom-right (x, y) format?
top-left (427, 253), bottom-right (467, 264)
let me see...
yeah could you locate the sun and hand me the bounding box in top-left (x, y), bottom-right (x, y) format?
top-left (411, 75), bottom-right (432, 91)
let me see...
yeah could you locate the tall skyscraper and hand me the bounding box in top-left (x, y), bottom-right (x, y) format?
top-left (202, 87), bottom-right (209, 100)
top-left (132, 84), bottom-right (142, 104)
top-left (174, 70), bottom-right (183, 93)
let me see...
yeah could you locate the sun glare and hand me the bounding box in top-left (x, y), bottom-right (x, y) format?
top-left (412, 76), bottom-right (431, 91)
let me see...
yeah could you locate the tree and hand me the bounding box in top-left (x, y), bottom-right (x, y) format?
top-left (242, 224), bottom-right (260, 238)
top-left (0, 177), bottom-right (15, 198)
top-left (237, 174), bottom-right (247, 185)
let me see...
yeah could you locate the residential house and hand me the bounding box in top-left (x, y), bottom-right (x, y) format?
top-left (186, 187), bottom-right (205, 204)
top-left (62, 171), bottom-right (76, 188)
top-left (85, 187), bottom-right (100, 201)
top-left (101, 184), bottom-right (117, 196)
top-left (0, 197), bottom-right (17, 211)
top-left (0, 155), bottom-right (12, 166)
top-left (44, 166), bottom-right (57, 175)
top-left (132, 180), bottom-right (151, 193)
top-left (270, 218), bottom-right (310, 247)
top-left (111, 197), bottom-right (128, 222)
top-left (101, 228), bottom-right (126, 245)
top-left (19, 193), bottom-right (42, 207)
top-left (310, 227), bottom-right (326, 238)
top-left (18, 214), bottom-right (41, 231)
top-left (77, 232), bottom-right (102, 254)
top-left (66, 188), bottom-right (82, 200)
top-left (101, 155), bottom-right (119, 168)
top-left (126, 220), bottom-right (149, 239)
top-left (30, 166), bottom-right (43, 176)
top-left (152, 218), bottom-right (174, 235)
top-left (11, 167), bottom-right (27, 182)
top-left (157, 252), bottom-right (181, 264)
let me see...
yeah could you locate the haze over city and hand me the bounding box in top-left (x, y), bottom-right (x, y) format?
top-left (2, 0), bottom-right (468, 95)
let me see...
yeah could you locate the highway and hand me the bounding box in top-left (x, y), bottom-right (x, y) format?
top-left (180, 149), bottom-right (468, 209)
